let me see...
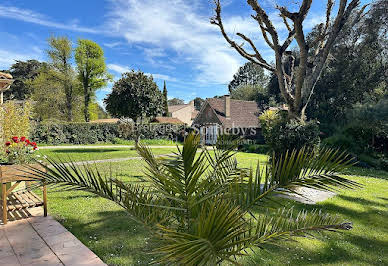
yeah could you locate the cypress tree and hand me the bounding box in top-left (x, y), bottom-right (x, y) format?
top-left (162, 81), bottom-right (169, 116)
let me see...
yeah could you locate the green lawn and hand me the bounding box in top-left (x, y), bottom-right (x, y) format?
top-left (41, 150), bottom-right (388, 265)
top-left (37, 147), bottom-right (176, 163)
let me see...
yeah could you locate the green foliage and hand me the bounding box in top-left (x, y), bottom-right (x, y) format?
top-left (3, 60), bottom-right (45, 101)
top-left (0, 101), bottom-right (32, 144)
top-left (323, 98), bottom-right (388, 158)
top-left (193, 97), bottom-right (204, 111)
top-left (31, 121), bottom-right (186, 145)
top-left (162, 81), bottom-right (169, 116)
top-left (27, 134), bottom-right (358, 265)
top-left (111, 137), bottom-right (176, 146)
top-left (117, 118), bottom-right (186, 141)
top-left (260, 110), bottom-right (320, 155)
top-left (31, 122), bottom-right (119, 145)
top-left (3, 136), bottom-right (38, 164)
top-left (240, 144), bottom-right (270, 154)
top-left (228, 62), bottom-right (267, 93)
top-left (307, 1), bottom-right (387, 126)
top-left (75, 39), bottom-right (111, 122)
top-left (168, 98), bottom-right (184, 106)
top-left (29, 37), bottom-right (83, 122)
top-left (105, 70), bottom-right (164, 120)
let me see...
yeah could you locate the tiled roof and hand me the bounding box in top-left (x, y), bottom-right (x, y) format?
top-left (207, 98), bottom-right (261, 128)
top-left (0, 72), bottom-right (13, 79)
top-left (191, 110), bottom-right (199, 119)
top-left (154, 117), bottom-right (184, 124)
top-left (168, 104), bottom-right (189, 113)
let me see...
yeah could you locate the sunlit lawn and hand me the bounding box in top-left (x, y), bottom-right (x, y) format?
top-left (37, 147), bottom-right (177, 163)
top-left (42, 148), bottom-right (388, 265)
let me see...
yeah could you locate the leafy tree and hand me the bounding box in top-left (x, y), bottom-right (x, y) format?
top-left (105, 70), bottom-right (164, 120)
top-left (75, 39), bottom-right (111, 122)
top-left (28, 134), bottom-right (358, 265)
top-left (168, 98), bottom-right (184, 105)
top-left (228, 62), bottom-right (267, 93)
top-left (3, 60), bottom-right (45, 101)
top-left (212, 0), bottom-right (367, 120)
top-left (88, 102), bottom-right (109, 120)
top-left (230, 84), bottom-right (265, 101)
top-left (29, 65), bottom-right (66, 121)
top-left (162, 81), bottom-right (169, 116)
top-left (306, 0), bottom-right (387, 130)
top-left (47, 36), bottom-right (81, 121)
top-left (193, 97), bottom-right (205, 111)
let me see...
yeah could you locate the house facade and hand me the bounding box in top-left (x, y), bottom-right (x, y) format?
top-left (167, 100), bottom-right (198, 125)
top-left (192, 95), bottom-right (262, 144)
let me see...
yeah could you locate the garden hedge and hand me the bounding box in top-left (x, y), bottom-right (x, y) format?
top-left (31, 122), bottom-right (188, 145)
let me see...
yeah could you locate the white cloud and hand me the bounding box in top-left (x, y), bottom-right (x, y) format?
top-left (105, 0), bottom-right (246, 85)
top-left (0, 5), bottom-right (100, 33)
top-left (0, 48), bottom-right (43, 69)
top-left (107, 63), bottom-right (130, 74)
top-left (103, 42), bottom-right (123, 48)
top-left (107, 63), bottom-right (177, 81)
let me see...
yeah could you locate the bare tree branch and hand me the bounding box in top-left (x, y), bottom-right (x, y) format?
top-left (210, 0), bottom-right (275, 71)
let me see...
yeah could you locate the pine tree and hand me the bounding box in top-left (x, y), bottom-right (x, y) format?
top-left (162, 81), bottom-right (169, 116)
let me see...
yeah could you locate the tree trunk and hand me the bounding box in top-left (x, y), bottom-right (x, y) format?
top-left (66, 97), bottom-right (73, 122)
top-left (84, 92), bottom-right (90, 122)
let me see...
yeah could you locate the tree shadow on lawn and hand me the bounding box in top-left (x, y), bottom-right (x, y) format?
top-left (51, 148), bottom-right (121, 153)
top-left (58, 209), bottom-right (157, 266)
top-left (247, 195), bottom-right (388, 265)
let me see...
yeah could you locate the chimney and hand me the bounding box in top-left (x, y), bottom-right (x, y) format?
top-left (225, 95), bottom-right (230, 118)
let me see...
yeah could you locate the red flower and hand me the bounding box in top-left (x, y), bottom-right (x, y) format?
top-left (20, 136), bottom-right (26, 142)
top-left (26, 139), bottom-right (31, 145)
top-left (5, 141), bottom-right (11, 146)
top-left (33, 146), bottom-right (38, 150)
top-left (31, 142), bottom-right (37, 147)
top-left (12, 136), bottom-right (19, 143)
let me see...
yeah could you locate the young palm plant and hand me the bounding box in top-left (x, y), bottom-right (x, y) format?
top-left (25, 133), bottom-right (359, 265)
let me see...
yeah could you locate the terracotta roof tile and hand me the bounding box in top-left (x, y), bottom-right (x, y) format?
top-left (168, 104), bottom-right (189, 113)
top-left (207, 98), bottom-right (261, 128)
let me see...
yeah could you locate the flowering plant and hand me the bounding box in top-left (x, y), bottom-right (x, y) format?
top-left (4, 136), bottom-right (38, 164)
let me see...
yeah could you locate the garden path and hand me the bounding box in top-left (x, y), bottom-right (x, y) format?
top-left (0, 207), bottom-right (106, 265)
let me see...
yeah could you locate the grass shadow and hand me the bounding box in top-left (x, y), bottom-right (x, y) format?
top-left (51, 148), bottom-right (121, 153)
top-left (57, 209), bottom-right (157, 265)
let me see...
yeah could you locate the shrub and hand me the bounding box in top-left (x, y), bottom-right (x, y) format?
top-left (31, 121), bottom-right (188, 145)
top-left (240, 144), bottom-right (270, 154)
top-left (31, 122), bottom-right (119, 145)
top-left (260, 111), bottom-right (320, 155)
top-left (0, 101), bottom-right (32, 143)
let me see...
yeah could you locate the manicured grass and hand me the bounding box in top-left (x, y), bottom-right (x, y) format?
top-left (246, 175), bottom-right (388, 265)
top-left (43, 150), bottom-right (388, 265)
top-left (37, 147), bottom-right (176, 163)
top-left (37, 138), bottom-right (181, 147)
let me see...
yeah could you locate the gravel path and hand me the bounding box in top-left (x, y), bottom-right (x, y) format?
top-left (277, 187), bottom-right (336, 204)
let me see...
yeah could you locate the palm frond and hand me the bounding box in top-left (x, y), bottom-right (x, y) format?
top-left (252, 207), bottom-right (352, 247)
top-left (23, 158), bottom-right (168, 227)
top-left (155, 199), bottom-right (249, 266)
top-left (228, 147), bottom-right (359, 210)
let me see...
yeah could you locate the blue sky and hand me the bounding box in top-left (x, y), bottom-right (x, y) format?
top-left (0, 0), bottom-right (370, 106)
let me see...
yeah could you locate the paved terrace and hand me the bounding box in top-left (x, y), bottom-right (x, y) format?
top-left (0, 207), bottom-right (106, 265)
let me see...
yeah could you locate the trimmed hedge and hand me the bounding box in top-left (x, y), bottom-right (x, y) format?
top-left (31, 122), bottom-right (120, 145)
top-left (31, 122), bottom-right (188, 145)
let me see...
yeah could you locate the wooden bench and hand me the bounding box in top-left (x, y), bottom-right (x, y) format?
top-left (1, 164), bottom-right (47, 224)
